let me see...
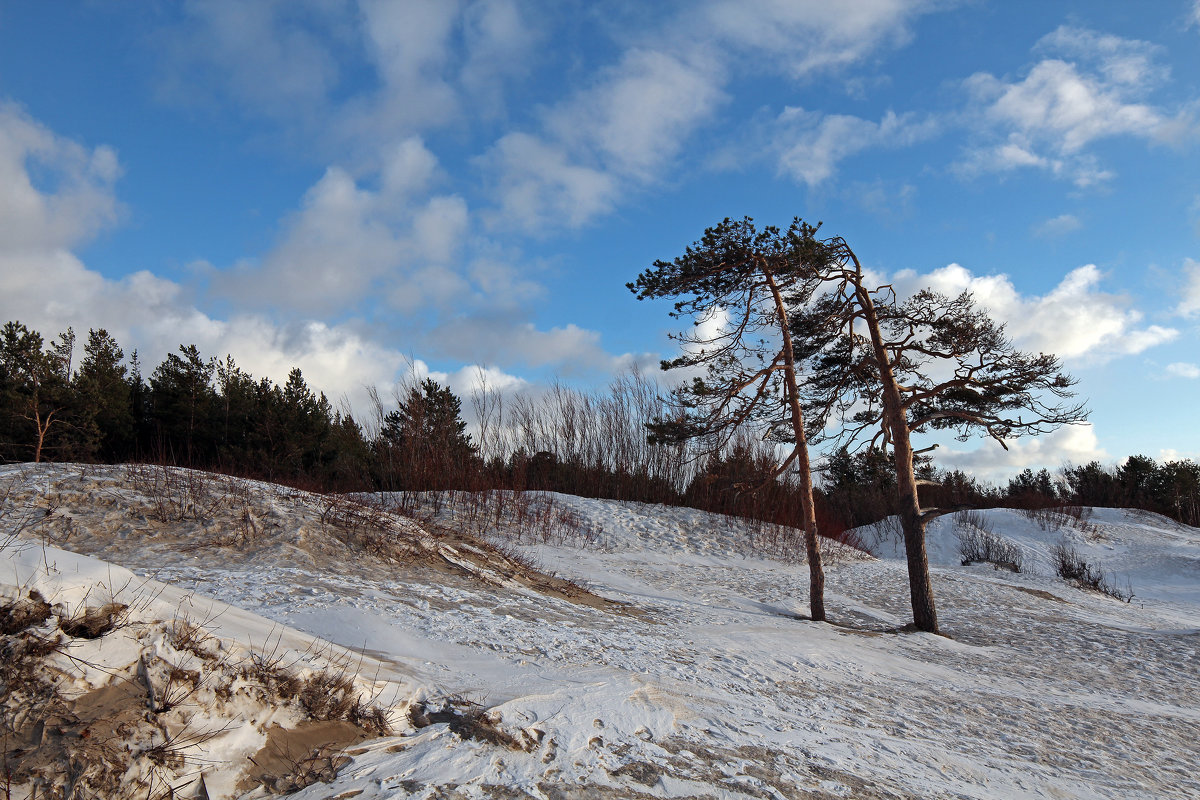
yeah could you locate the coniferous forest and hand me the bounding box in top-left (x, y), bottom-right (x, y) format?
top-left (2, 318), bottom-right (1198, 533)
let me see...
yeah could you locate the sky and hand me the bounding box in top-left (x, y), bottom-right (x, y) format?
top-left (1, 0), bottom-right (1198, 482)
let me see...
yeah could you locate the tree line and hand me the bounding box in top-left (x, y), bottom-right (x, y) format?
top-left (0, 320), bottom-right (859, 539)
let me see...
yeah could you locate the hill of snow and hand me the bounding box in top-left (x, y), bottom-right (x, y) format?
top-left (3, 463), bottom-right (1199, 799)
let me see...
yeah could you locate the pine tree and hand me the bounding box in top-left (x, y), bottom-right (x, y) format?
top-left (790, 225), bottom-right (1086, 633)
top-left (74, 328), bottom-right (134, 461)
top-left (150, 345), bottom-right (216, 464)
top-left (0, 322), bottom-right (72, 462)
top-left (628, 217), bottom-right (829, 622)
top-left (377, 379), bottom-right (477, 490)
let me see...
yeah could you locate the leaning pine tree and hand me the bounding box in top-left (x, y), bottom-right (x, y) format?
top-left (791, 227), bottom-right (1088, 633)
top-left (628, 217), bottom-right (830, 622)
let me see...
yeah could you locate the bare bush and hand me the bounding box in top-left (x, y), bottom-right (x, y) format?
top-left (954, 511), bottom-right (1023, 573)
top-left (1050, 541), bottom-right (1133, 602)
top-left (123, 463), bottom-right (231, 523)
top-left (318, 492), bottom-right (424, 564)
top-left (1022, 504), bottom-right (1096, 536)
top-left (241, 635), bottom-right (391, 738)
top-left (860, 515), bottom-right (902, 552)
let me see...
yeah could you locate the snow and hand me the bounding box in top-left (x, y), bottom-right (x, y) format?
top-left (3, 463), bottom-right (1200, 799)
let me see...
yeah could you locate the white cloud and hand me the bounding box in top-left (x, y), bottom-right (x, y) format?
top-left (1032, 213), bottom-right (1083, 238)
top-left (549, 49), bottom-right (726, 182)
top-left (458, 0), bottom-right (541, 116)
top-left (480, 133), bottom-right (619, 231)
top-left (773, 107), bottom-right (938, 186)
top-left (482, 49), bottom-right (723, 231)
top-left (339, 0), bottom-right (464, 140)
top-left (846, 179), bottom-right (917, 222)
top-left (936, 423), bottom-right (1107, 484)
top-left (890, 263), bottom-right (1178, 362)
top-left (1176, 258), bottom-right (1200, 317)
top-left (1166, 362), bottom-right (1200, 379)
top-left (1188, 1), bottom-right (1200, 30)
top-left (959, 27), bottom-right (1195, 185)
top-left (426, 318), bottom-right (636, 376)
top-left (0, 103), bottom-right (123, 251)
top-left (698, 0), bottom-right (929, 79)
top-left (160, 0), bottom-right (543, 154)
top-left (160, 0), bottom-right (347, 125)
top-left (482, 0), bottom-right (946, 229)
top-left (0, 244), bottom-right (405, 413)
top-left (213, 138), bottom-right (473, 315)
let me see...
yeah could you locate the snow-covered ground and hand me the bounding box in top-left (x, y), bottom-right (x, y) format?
top-left (3, 463), bottom-right (1199, 799)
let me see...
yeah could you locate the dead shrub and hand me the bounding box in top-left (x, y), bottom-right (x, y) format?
top-left (318, 493), bottom-right (423, 565)
top-left (1, 589), bottom-right (52, 635)
top-left (59, 602), bottom-right (128, 639)
top-left (954, 511), bottom-right (1023, 573)
top-left (167, 613), bottom-right (219, 659)
top-left (123, 463), bottom-right (229, 524)
top-left (408, 697), bottom-right (533, 751)
top-left (256, 744), bottom-right (352, 794)
top-left (241, 637), bottom-right (390, 738)
top-left (1050, 541), bottom-right (1133, 602)
top-left (296, 669), bottom-right (390, 737)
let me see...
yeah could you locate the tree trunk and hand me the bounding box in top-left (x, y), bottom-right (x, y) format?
top-left (792, 418), bottom-right (826, 622)
top-left (765, 270), bottom-right (826, 622)
top-left (891, 418), bottom-right (938, 633)
top-left (851, 273), bottom-right (939, 634)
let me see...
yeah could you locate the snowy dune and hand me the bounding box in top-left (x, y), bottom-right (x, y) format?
top-left (2, 463), bottom-right (1199, 799)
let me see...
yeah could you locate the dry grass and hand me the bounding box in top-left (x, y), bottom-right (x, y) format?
top-left (408, 696), bottom-right (538, 752)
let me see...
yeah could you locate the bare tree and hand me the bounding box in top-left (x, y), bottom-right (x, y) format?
top-left (792, 228), bottom-right (1087, 633)
top-left (629, 217), bottom-right (828, 622)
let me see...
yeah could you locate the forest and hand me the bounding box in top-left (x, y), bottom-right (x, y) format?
top-left (3, 316), bottom-right (1196, 533)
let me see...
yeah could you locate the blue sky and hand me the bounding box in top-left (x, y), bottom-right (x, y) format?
top-left (1, 0), bottom-right (1198, 480)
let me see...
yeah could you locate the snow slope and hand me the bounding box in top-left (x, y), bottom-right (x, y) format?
top-left (862, 506), bottom-right (1200, 618)
top-left (4, 464), bottom-right (1199, 799)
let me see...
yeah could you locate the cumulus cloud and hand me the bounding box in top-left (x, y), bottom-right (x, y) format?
top-left (158, 0), bottom-right (348, 131)
top-left (481, 48), bottom-right (725, 231)
top-left (458, 0), bottom-right (541, 117)
top-left (425, 317), bottom-right (639, 377)
top-left (1032, 213), bottom-right (1083, 239)
top-left (212, 137), bottom-right (475, 315)
top-left (0, 103), bottom-right (123, 251)
top-left (1177, 258), bottom-right (1200, 317)
top-left (889, 263), bottom-right (1177, 362)
top-left (0, 243), bottom-right (409, 413)
top-left (1166, 362), bottom-right (1200, 379)
top-left (959, 26), bottom-right (1196, 186)
top-left (773, 108), bottom-right (938, 186)
top-left (549, 50), bottom-right (726, 182)
top-left (159, 0), bottom-right (545, 155)
top-left (480, 133), bottom-right (620, 231)
top-left (936, 423), bottom-right (1107, 483)
top-left (155, 0), bottom-right (950, 231)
